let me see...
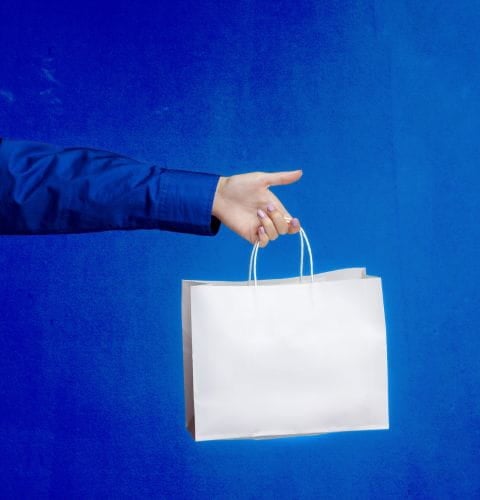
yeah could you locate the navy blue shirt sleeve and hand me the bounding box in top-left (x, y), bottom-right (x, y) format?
top-left (0, 138), bottom-right (222, 236)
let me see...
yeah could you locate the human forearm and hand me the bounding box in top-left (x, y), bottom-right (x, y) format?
top-left (0, 138), bottom-right (221, 235)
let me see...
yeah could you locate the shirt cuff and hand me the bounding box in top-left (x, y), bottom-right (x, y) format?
top-left (157, 168), bottom-right (222, 236)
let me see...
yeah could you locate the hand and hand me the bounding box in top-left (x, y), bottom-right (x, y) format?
top-left (212, 170), bottom-right (303, 247)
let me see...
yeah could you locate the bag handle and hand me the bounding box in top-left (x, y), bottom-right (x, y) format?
top-left (248, 225), bottom-right (314, 286)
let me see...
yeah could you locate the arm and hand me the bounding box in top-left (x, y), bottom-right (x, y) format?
top-left (0, 138), bottom-right (302, 245)
top-left (0, 138), bottom-right (221, 235)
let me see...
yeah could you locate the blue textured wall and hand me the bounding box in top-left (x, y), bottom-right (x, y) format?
top-left (1, 1), bottom-right (479, 497)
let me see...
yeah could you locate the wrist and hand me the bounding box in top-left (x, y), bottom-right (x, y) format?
top-left (212, 176), bottom-right (228, 219)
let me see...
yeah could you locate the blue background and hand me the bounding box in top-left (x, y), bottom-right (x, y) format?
top-left (1, 0), bottom-right (479, 497)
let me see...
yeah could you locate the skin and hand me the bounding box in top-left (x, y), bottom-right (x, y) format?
top-left (212, 170), bottom-right (303, 248)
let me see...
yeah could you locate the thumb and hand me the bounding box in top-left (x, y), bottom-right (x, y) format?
top-left (263, 169), bottom-right (303, 187)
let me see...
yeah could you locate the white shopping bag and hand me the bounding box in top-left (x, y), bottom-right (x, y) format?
top-left (182, 229), bottom-right (389, 441)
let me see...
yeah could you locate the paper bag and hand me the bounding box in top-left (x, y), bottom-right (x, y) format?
top-left (182, 229), bottom-right (388, 441)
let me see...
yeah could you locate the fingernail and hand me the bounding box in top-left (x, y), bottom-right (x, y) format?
top-left (291, 218), bottom-right (300, 228)
top-left (267, 203), bottom-right (276, 213)
top-left (257, 209), bottom-right (266, 219)
top-left (259, 226), bottom-right (265, 235)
